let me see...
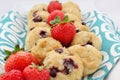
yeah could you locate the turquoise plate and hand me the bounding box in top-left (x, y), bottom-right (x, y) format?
top-left (0, 10), bottom-right (120, 80)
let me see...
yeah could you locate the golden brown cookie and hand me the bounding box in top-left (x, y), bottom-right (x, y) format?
top-left (65, 13), bottom-right (90, 32)
top-left (43, 48), bottom-right (84, 80)
top-left (68, 45), bottom-right (102, 76)
top-left (25, 27), bottom-right (51, 51)
top-left (71, 31), bottom-right (101, 50)
top-left (62, 1), bottom-right (80, 11)
top-left (27, 22), bottom-right (50, 33)
top-left (63, 7), bottom-right (82, 20)
top-left (27, 9), bottom-right (49, 32)
top-left (27, 4), bottom-right (48, 22)
top-left (31, 37), bottom-right (62, 64)
top-left (30, 3), bottom-right (48, 11)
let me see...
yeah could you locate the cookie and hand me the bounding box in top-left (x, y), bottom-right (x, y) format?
top-left (31, 37), bottom-right (62, 64)
top-left (71, 31), bottom-right (101, 50)
top-left (27, 10), bottom-right (49, 32)
top-left (65, 13), bottom-right (80, 21)
top-left (27, 4), bottom-right (48, 23)
top-left (30, 3), bottom-right (48, 12)
top-left (62, 1), bottom-right (80, 11)
top-left (80, 25), bottom-right (90, 32)
top-left (43, 48), bottom-right (84, 80)
top-left (27, 22), bottom-right (50, 33)
top-left (65, 13), bottom-right (90, 32)
top-left (63, 7), bottom-right (82, 20)
top-left (28, 10), bottom-right (49, 23)
top-left (68, 45), bottom-right (102, 76)
top-left (75, 22), bottom-right (90, 32)
top-left (25, 27), bottom-right (51, 51)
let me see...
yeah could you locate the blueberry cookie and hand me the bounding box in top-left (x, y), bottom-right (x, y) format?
top-left (31, 37), bottom-right (62, 64)
top-left (27, 10), bottom-right (49, 31)
top-left (65, 13), bottom-right (90, 32)
top-left (27, 22), bottom-right (50, 33)
top-left (25, 27), bottom-right (51, 51)
top-left (43, 48), bottom-right (84, 80)
top-left (62, 1), bottom-right (82, 19)
top-left (27, 4), bottom-right (48, 23)
top-left (30, 3), bottom-right (48, 12)
top-left (80, 25), bottom-right (90, 32)
top-left (71, 31), bottom-right (101, 50)
top-left (63, 7), bottom-right (82, 20)
top-left (68, 45), bottom-right (102, 76)
top-left (62, 1), bottom-right (80, 12)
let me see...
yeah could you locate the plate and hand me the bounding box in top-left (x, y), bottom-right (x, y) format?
top-left (0, 0), bottom-right (120, 80)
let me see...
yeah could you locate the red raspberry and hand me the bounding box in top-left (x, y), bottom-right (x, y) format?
top-left (51, 23), bottom-right (76, 47)
top-left (47, 10), bottom-right (65, 26)
top-left (47, 1), bottom-right (62, 13)
top-left (23, 65), bottom-right (50, 80)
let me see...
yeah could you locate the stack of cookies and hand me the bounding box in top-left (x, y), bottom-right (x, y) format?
top-left (25, 1), bottom-right (102, 80)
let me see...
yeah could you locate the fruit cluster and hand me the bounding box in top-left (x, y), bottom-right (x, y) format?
top-left (0, 1), bottom-right (102, 80)
top-left (48, 1), bottom-right (76, 47)
top-left (0, 45), bottom-right (50, 80)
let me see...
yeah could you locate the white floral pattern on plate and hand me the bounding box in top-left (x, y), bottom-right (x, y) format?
top-left (0, 10), bottom-right (120, 80)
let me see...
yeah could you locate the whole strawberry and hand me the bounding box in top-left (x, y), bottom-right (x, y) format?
top-left (4, 45), bottom-right (38, 72)
top-left (47, 1), bottom-right (62, 13)
top-left (23, 65), bottom-right (50, 80)
top-left (51, 22), bottom-right (76, 47)
top-left (0, 74), bottom-right (5, 80)
top-left (0, 69), bottom-right (24, 80)
top-left (47, 10), bottom-right (65, 25)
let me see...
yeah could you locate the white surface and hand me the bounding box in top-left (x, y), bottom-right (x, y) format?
top-left (0, 0), bottom-right (120, 80)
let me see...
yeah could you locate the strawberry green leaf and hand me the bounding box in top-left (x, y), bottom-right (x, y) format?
top-left (4, 50), bottom-right (12, 55)
top-left (50, 15), bottom-right (69, 25)
top-left (4, 50), bottom-right (12, 60)
top-left (50, 16), bottom-right (61, 25)
top-left (4, 45), bottom-right (24, 60)
top-left (13, 45), bottom-right (24, 53)
top-left (63, 15), bottom-right (69, 22)
top-left (14, 45), bottom-right (20, 53)
top-left (61, 15), bottom-right (69, 24)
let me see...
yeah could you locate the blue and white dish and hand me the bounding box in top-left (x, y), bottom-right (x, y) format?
top-left (0, 10), bottom-right (120, 80)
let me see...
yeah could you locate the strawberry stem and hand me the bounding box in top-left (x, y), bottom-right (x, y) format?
top-left (4, 45), bottom-right (24, 60)
top-left (12, 45), bottom-right (24, 53)
top-left (4, 50), bottom-right (12, 60)
top-left (50, 15), bottom-right (69, 26)
top-left (50, 16), bottom-right (61, 25)
top-left (61, 15), bottom-right (69, 23)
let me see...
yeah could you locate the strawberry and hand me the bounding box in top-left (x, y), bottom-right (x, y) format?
top-left (23, 65), bottom-right (50, 80)
top-left (40, 69), bottom-right (50, 80)
top-left (0, 69), bottom-right (24, 80)
top-left (47, 10), bottom-right (65, 26)
top-left (51, 16), bottom-right (76, 47)
top-left (51, 23), bottom-right (76, 47)
top-left (0, 74), bottom-right (5, 80)
top-left (4, 45), bottom-right (38, 72)
top-left (47, 1), bottom-right (62, 13)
